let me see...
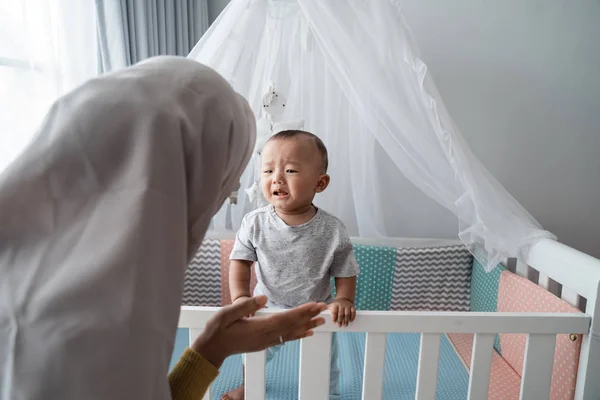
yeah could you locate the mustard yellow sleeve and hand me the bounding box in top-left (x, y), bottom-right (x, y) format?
top-left (169, 347), bottom-right (219, 400)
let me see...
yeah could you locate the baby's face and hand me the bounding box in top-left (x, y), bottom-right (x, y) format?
top-left (260, 137), bottom-right (326, 213)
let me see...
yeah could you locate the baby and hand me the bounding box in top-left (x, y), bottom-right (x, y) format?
top-left (222, 130), bottom-right (359, 400)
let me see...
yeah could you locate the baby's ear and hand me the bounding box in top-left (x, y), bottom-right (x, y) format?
top-left (315, 174), bottom-right (330, 193)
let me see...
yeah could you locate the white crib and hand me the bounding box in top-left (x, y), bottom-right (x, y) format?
top-left (178, 237), bottom-right (600, 400)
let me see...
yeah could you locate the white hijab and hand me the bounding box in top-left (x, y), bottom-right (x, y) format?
top-left (0, 56), bottom-right (255, 399)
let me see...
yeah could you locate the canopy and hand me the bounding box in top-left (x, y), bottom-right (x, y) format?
top-left (188, 0), bottom-right (555, 271)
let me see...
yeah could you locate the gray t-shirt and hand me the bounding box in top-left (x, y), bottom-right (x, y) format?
top-left (230, 205), bottom-right (360, 308)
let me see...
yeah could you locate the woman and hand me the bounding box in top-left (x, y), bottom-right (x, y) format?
top-left (0, 56), bottom-right (326, 400)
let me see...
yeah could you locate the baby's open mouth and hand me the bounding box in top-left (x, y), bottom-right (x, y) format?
top-left (273, 190), bottom-right (289, 196)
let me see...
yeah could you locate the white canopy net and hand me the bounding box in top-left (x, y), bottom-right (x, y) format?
top-left (188, 0), bottom-right (555, 271)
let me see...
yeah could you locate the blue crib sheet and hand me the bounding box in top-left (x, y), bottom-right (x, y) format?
top-left (170, 329), bottom-right (469, 400)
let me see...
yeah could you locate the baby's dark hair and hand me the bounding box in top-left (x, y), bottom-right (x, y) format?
top-left (268, 130), bottom-right (329, 173)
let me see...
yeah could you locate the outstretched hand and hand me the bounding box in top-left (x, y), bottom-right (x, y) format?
top-left (191, 296), bottom-right (327, 368)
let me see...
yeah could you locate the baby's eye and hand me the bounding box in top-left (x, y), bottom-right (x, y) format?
top-left (286, 169), bottom-right (297, 173)
top-left (263, 170), bottom-right (273, 174)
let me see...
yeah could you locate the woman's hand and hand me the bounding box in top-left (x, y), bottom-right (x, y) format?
top-left (191, 296), bottom-right (327, 368)
top-left (232, 295), bottom-right (254, 317)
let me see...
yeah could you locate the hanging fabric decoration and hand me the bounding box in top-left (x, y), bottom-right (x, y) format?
top-left (189, 0), bottom-right (556, 271)
top-left (245, 82), bottom-right (303, 207)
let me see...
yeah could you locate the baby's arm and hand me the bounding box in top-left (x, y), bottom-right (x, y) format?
top-left (329, 226), bottom-right (359, 327)
top-left (334, 276), bottom-right (356, 304)
top-left (330, 276), bottom-right (357, 327)
top-left (229, 259), bottom-right (253, 304)
top-left (229, 214), bottom-right (256, 307)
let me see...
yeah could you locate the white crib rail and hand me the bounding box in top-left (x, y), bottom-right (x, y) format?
top-left (467, 333), bottom-right (494, 400)
top-left (245, 350), bottom-right (266, 398)
top-left (523, 239), bottom-right (600, 400)
top-left (415, 333), bottom-right (441, 400)
top-left (180, 307), bottom-right (589, 400)
top-left (298, 332), bottom-right (332, 400)
top-left (189, 329), bottom-right (212, 400)
top-left (362, 332), bottom-right (386, 399)
top-left (519, 334), bottom-right (557, 399)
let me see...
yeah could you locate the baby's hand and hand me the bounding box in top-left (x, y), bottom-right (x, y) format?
top-left (328, 298), bottom-right (356, 327)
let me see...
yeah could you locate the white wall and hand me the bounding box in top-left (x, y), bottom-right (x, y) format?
top-left (207, 0), bottom-right (600, 258)
top-left (401, 0), bottom-right (600, 258)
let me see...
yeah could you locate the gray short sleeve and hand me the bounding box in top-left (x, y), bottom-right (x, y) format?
top-left (230, 216), bottom-right (257, 262)
top-left (330, 233), bottom-right (360, 278)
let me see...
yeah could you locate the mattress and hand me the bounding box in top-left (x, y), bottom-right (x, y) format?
top-left (171, 329), bottom-right (469, 399)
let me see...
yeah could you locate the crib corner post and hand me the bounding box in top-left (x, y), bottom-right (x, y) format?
top-left (575, 282), bottom-right (600, 400)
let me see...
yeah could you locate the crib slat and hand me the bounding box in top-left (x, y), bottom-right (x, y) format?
top-left (515, 260), bottom-right (529, 278)
top-left (519, 333), bottom-right (556, 400)
top-left (245, 350), bottom-right (266, 399)
top-left (299, 332), bottom-right (331, 400)
top-left (467, 333), bottom-right (494, 400)
top-left (362, 332), bottom-right (387, 400)
top-left (538, 272), bottom-right (550, 290)
top-left (415, 333), bottom-right (441, 400)
top-left (561, 286), bottom-right (580, 308)
top-left (189, 329), bottom-right (211, 400)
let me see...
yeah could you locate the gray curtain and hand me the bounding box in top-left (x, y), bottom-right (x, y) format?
top-left (96, 0), bottom-right (209, 72)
